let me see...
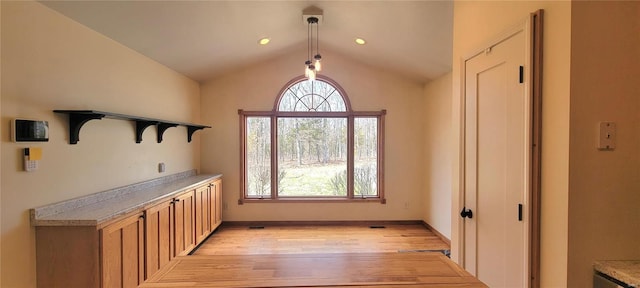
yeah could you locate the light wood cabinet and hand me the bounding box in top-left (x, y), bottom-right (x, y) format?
top-left (210, 179), bottom-right (223, 230)
top-left (195, 179), bottom-right (224, 244)
top-left (194, 184), bottom-right (211, 243)
top-left (34, 215), bottom-right (146, 288)
top-left (34, 177), bottom-right (222, 288)
top-left (35, 226), bottom-right (100, 287)
top-left (146, 179), bottom-right (222, 280)
top-left (145, 199), bottom-right (174, 279)
top-left (101, 212), bottom-right (145, 288)
top-left (173, 190), bottom-right (195, 257)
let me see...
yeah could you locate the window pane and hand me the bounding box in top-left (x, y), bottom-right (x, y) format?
top-left (278, 79), bottom-right (346, 112)
top-left (354, 117), bottom-right (378, 197)
top-left (246, 117), bottom-right (271, 198)
top-left (277, 118), bottom-right (347, 197)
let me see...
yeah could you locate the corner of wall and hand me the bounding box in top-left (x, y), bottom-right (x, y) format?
top-left (422, 72), bottom-right (452, 241)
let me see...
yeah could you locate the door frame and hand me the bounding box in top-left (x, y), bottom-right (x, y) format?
top-left (456, 10), bottom-right (543, 288)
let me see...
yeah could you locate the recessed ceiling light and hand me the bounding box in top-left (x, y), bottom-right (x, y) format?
top-left (355, 38), bottom-right (366, 45)
top-left (258, 37), bottom-right (270, 45)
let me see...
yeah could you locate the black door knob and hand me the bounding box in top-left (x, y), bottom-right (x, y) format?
top-left (460, 207), bottom-right (473, 219)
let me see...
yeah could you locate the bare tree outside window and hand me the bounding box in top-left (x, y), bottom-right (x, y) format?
top-left (278, 117), bottom-right (347, 197)
top-left (246, 117), bottom-right (271, 198)
top-left (355, 118), bottom-right (378, 197)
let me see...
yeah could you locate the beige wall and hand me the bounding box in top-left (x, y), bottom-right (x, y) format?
top-left (200, 47), bottom-right (426, 221)
top-left (1, 2), bottom-right (201, 287)
top-left (422, 72), bottom-right (452, 239)
top-left (568, 2), bottom-right (640, 287)
top-left (452, 1), bottom-right (571, 286)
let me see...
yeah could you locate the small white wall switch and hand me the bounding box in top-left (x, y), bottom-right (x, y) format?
top-left (597, 122), bottom-right (616, 150)
top-left (158, 162), bottom-right (165, 173)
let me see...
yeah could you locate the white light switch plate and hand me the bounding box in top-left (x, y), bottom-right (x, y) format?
top-left (597, 122), bottom-right (616, 150)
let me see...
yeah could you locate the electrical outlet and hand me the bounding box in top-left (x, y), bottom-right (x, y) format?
top-left (223, 202), bottom-right (228, 210)
top-left (158, 162), bottom-right (165, 173)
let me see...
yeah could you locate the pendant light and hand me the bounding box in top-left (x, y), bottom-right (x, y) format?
top-left (304, 15), bottom-right (321, 81)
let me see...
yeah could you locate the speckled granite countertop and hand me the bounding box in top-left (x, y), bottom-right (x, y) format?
top-left (31, 170), bottom-right (221, 228)
top-left (594, 260), bottom-right (640, 287)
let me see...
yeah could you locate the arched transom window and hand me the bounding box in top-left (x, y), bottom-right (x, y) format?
top-left (277, 79), bottom-right (348, 112)
top-left (239, 76), bottom-right (385, 203)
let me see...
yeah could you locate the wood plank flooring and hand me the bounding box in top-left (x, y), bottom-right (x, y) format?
top-left (141, 224), bottom-right (486, 287)
top-left (193, 224), bottom-right (451, 255)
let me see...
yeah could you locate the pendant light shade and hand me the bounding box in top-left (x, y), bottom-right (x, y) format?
top-left (314, 54), bottom-right (322, 72)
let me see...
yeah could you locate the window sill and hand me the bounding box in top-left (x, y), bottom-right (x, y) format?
top-left (239, 198), bottom-right (386, 204)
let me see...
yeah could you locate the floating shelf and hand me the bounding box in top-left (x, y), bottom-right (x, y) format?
top-left (54, 110), bottom-right (210, 144)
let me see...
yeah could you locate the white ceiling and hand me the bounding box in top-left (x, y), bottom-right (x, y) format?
top-left (40, 1), bottom-right (453, 83)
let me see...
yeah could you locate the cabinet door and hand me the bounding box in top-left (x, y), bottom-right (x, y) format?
top-left (145, 199), bottom-right (174, 278)
top-left (194, 185), bottom-right (211, 243)
top-left (214, 179), bottom-right (223, 227)
top-left (101, 213), bottom-right (144, 288)
top-left (173, 190), bottom-right (195, 256)
top-left (209, 179), bottom-right (223, 230)
top-left (208, 182), bottom-right (216, 233)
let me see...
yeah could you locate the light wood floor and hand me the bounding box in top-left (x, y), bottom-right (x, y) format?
top-left (141, 224), bottom-right (486, 287)
top-left (193, 224), bottom-right (451, 255)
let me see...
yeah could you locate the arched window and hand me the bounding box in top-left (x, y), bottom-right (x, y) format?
top-left (239, 76), bottom-right (385, 203)
top-left (276, 78), bottom-right (348, 112)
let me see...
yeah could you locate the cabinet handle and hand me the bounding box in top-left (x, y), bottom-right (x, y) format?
top-left (139, 214), bottom-right (145, 220)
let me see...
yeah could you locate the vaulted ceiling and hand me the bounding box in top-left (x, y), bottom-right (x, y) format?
top-left (41, 1), bottom-right (453, 83)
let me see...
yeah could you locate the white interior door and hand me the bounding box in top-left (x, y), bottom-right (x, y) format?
top-left (462, 25), bottom-right (530, 288)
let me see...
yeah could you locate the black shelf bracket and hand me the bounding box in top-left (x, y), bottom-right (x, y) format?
top-left (135, 120), bottom-right (159, 143)
top-left (66, 112), bottom-right (106, 144)
top-left (157, 123), bottom-right (178, 143)
top-left (54, 110), bottom-right (211, 145)
top-left (187, 126), bottom-right (207, 143)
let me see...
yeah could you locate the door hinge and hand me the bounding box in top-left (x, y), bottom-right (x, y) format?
top-left (519, 66), bottom-right (524, 83)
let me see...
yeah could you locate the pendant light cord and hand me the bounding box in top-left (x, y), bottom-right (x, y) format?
top-left (308, 18), bottom-right (312, 62)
